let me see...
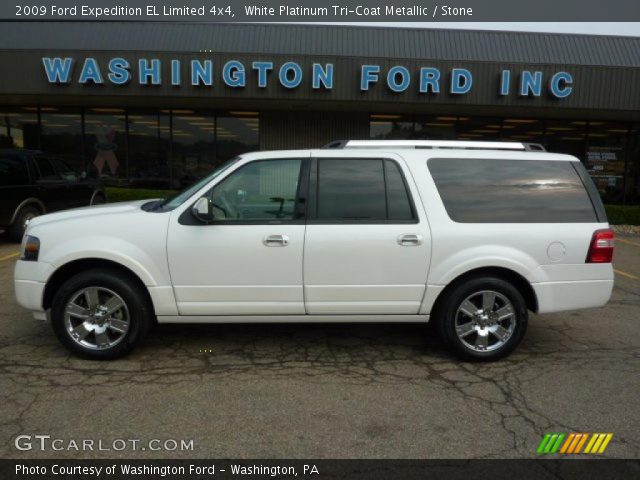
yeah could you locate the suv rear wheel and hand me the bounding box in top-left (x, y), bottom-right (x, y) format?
top-left (435, 276), bottom-right (528, 361)
top-left (8, 205), bottom-right (40, 242)
top-left (51, 269), bottom-right (152, 359)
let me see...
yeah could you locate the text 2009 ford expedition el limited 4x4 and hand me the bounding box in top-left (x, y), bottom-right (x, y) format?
top-left (14, 141), bottom-right (614, 360)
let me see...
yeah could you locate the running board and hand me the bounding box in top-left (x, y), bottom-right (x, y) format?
top-left (156, 314), bottom-right (430, 324)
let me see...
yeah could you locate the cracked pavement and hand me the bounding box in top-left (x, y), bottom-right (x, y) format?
top-left (0, 235), bottom-right (638, 459)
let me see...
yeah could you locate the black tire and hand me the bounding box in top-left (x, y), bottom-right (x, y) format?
top-left (8, 205), bottom-right (40, 242)
top-left (434, 276), bottom-right (528, 361)
top-left (91, 193), bottom-right (106, 205)
top-left (51, 269), bottom-right (152, 360)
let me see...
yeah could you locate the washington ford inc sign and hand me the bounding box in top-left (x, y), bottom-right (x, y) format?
top-left (41, 57), bottom-right (574, 98)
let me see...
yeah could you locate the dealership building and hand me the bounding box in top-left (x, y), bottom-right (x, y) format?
top-left (0, 22), bottom-right (639, 204)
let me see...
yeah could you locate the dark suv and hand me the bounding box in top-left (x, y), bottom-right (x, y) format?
top-left (0, 150), bottom-right (106, 241)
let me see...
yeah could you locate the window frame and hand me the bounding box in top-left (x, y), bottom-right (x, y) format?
top-left (307, 156), bottom-right (419, 225)
top-left (179, 157), bottom-right (310, 226)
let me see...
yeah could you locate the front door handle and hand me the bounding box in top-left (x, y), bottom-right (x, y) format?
top-left (263, 234), bottom-right (289, 247)
top-left (397, 234), bottom-right (423, 246)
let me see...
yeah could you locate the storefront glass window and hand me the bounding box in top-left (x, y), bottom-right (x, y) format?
top-left (626, 124), bottom-right (640, 205)
top-left (0, 108), bottom-right (39, 150)
top-left (216, 112), bottom-right (259, 163)
top-left (84, 108), bottom-right (127, 184)
top-left (414, 116), bottom-right (456, 140)
top-left (128, 111), bottom-right (167, 189)
top-left (370, 115), bottom-right (413, 139)
top-left (585, 122), bottom-right (629, 204)
top-left (544, 120), bottom-right (587, 160)
top-left (456, 117), bottom-right (502, 141)
top-left (500, 118), bottom-right (545, 146)
top-left (169, 110), bottom-right (216, 188)
top-left (40, 107), bottom-right (83, 174)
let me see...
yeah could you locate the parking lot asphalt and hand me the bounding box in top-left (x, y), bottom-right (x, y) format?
top-left (0, 234), bottom-right (638, 459)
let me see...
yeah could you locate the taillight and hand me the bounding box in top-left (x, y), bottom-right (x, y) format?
top-left (586, 229), bottom-right (614, 263)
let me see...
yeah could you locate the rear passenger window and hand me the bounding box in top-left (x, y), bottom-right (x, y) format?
top-left (0, 155), bottom-right (29, 186)
top-left (33, 156), bottom-right (57, 179)
top-left (428, 158), bottom-right (597, 223)
top-left (315, 158), bottom-right (415, 222)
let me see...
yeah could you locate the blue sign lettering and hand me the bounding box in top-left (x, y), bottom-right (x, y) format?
top-left (520, 71), bottom-right (543, 97)
top-left (223, 60), bottom-right (246, 88)
top-left (42, 57), bottom-right (73, 84)
top-left (360, 65), bottom-right (380, 91)
top-left (312, 63), bottom-right (333, 90)
top-left (450, 69), bottom-right (472, 94)
top-left (549, 72), bottom-right (573, 98)
top-left (279, 62), bottom-right (302, 89)
top-left (419, 67), bottom-right (440, 94)
top-left (387, 66), bottom-right (410, 93)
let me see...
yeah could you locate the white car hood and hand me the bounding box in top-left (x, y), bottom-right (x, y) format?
top-left (27, 199), bottom-right (157, 230)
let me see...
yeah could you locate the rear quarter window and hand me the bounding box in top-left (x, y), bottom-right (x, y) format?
top-left (0, 155), bottom-right (29, 186)
top-left (427, 158), bottom-right (598, 223)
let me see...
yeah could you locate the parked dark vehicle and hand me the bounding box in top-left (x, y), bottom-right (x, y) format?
top-left (0, 149), bottom-right (106, 241)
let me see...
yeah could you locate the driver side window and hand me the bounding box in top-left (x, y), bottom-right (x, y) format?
top-left (209, 159), bottom-right (303, 221)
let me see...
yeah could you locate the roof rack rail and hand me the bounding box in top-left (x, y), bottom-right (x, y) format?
top-left (321, 140), bottom-right (546, 152)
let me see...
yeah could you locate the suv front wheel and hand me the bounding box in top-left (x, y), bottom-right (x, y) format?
top-left (51, 269), bottom-right (152, 359)
top-left (435, 276), bottom-right (528, 361)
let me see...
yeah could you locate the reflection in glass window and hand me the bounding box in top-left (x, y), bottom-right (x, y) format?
top-left (456, 117), bottom-right (502, 141)
top-left (40, 108), bottom-right (83, 174)
top-left (0, 154), bottom-right (29, 185)
top-left (370, 115), bottom-right (413, 139)
top-left (128, 111), bottom-right (170, 189)
top-left (216, 113), bottom-right (259, 163)
top-left (210, 159), bottom-right (301, 221)
top-left (544, 120), bottom-right (587, 160)
top-left (414, 116), bottom-right (457, 140)
top-left (501, 118), bottom-right (545, 146)
top-left (0, 109), bottom-right (38, 150)
top-left (626, 124), bottom-right (640, 204)
top-left (585, 122), bottom-right (628, 204)
top-left (428, 158), bottom-right (598, 223)
top-left (169, 110), bottom-right (216, 188)
top-left (84, 108), bottom-right (127, 183)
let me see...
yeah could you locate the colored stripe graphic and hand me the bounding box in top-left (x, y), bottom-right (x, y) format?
top-left (539, 433), bottom-right (613, 455)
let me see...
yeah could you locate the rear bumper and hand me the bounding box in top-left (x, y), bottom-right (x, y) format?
top-left (533, 279), bottom-right (614, 314)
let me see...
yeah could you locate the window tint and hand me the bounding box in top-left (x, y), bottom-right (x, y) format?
top-left (209, 159), bottom-right (302, 221)
top-left (51, 158), bottom-right (77, 181)
top-left (33, 156), bottom-right (57, 179)
top-left (428, 158), bottom-right (598, 223)
top-left (315, 158), bottom-right (415, 222)
top-left (384, 159), bottom-right (414, 220)
top-left (0, 155), bottom-right (28, 186)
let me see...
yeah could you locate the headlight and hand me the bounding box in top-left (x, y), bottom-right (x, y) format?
top-left (20, 235), bottom-right (40, 261)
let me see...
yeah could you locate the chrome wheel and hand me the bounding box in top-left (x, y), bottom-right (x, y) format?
top-left (63, 287), bottom-right (130, 350)
top-left (454, 290), bottom-right (516, 352)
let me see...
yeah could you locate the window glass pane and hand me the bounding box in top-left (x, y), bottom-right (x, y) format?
top-left (129, 111), bottom-right (166, 189)
top-left (210, 159), bottom-right (301, 221)
top-left (428, 158), bottom-right (597, 223)
top-left (456, 117), bottom-right (502, 141)
top-left (84, 108), bottom-right (126, 184)
top-left (169, 110), bottom-right (216, 187)
top-left (414, 116), bottom-right (456, 140)
top-left (585, 122), bottom-right (628, 204)
top-left (33, 156), bottom-right (56, 179)
top-left (50, 157), bottom-right (77, 181)
top-left (370, 115), bottom-right (413, 139)
top-left (0, 109), bottom-right (39, 149)
top-left (216, 113), bottom-right (259, 162)
top-left (501, 118), bottom-right (545, 145)
top-left (384, 159), bottom-right (414, 220)
top-left (0, 154), bottom-right (28, 185)
top-left (544, 120), bottom-right (587, 160)
top-left (40, 108), bottom-right (83, 174)
top-left (317, 159), bottom-right (386, 220)
top-left (626, 124), bottom-right (640, 204)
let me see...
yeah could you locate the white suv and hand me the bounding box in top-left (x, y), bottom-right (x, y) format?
top-left (14, 140), bottom-right (614, 360)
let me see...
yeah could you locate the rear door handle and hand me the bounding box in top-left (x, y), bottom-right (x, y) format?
top-left (397, 234), bottom-right (423, 246)
top-left (263, 234), bottom-right (289, 247)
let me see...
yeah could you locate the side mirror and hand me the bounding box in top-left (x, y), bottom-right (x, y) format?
top-left (191, 197), bottom-right (214, 223)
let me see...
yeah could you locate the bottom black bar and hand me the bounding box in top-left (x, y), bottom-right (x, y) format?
top-left (2, 459), bottom-right (640, 480)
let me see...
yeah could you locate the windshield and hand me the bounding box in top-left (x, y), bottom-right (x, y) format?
top-left (153, 157), bottom-right (241, 211)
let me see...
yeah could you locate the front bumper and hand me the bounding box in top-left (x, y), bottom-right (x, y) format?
top-left (14, 260), bottom-right (53, 318)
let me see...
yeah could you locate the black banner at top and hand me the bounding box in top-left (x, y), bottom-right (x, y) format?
top-left (4, 0), bottom-right (640, 22)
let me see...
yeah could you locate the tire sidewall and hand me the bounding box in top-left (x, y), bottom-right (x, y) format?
top-left (9, 205), bottom-right (39, 242)
top-left (51, 269), bottom-right (151, 360)
top-left (437, 277), bottom-right (528, 361)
